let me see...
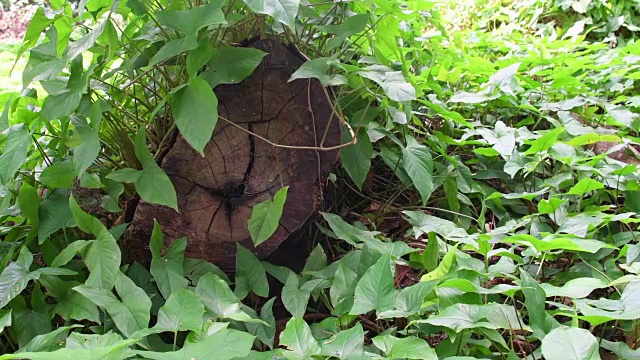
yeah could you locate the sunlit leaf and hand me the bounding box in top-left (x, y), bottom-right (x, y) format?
top-left (541, 327), bottom-right (600, 360)
top-left (155, 289), bottom-right (204, 332)
top-left (280, 317), bottom-right (320, 360)
top-left (243, 0), bottom-right (299, 29)
top-left (0, 124), bottom-right (31, 185)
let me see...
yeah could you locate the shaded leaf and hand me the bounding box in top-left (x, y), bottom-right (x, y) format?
top-left (248, 186), bottom-right (288, 246)
top-left (200, 47), bottom-right (266, 88)
top-left (172, 77), bottom-right (219, 155)
top-left (235, 244), bottom-right (269, 299)
top-left (350, 252), bottom-right (394, 315)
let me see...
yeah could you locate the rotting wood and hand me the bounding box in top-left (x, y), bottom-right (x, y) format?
top-left (122, 39), bottom-right (342, 270)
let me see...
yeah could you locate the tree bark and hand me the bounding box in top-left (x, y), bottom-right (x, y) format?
top-left (123, 39), bottom-right (341, 270)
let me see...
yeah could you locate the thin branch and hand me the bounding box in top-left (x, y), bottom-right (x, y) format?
top-left (218, 114), bottom-right (356, 151)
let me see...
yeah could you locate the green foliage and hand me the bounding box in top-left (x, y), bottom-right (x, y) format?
top-left (1, 0), bottom-right (640, 358)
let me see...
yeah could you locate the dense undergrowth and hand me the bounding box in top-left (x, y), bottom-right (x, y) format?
top-left (1, 0), bottom-right (640, 359)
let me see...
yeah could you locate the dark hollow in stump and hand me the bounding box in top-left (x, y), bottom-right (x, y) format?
top-left (123, 39), bottom-right (341, 270)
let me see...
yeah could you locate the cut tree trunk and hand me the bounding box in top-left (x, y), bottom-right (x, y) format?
top-left (122, 39), bottom-right (341, 270)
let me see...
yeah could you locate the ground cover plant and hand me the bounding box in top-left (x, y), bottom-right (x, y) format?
top-left (0, 0), bottom-right (640, 358)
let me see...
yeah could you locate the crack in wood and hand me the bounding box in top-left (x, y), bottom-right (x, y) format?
top-left (123, 39), bottom-right (341, 269)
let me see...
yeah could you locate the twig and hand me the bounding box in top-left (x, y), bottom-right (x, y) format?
top-left (122, 59), bottom-right (170, 90)
top-left (218, 115), bottom-right (356, 151)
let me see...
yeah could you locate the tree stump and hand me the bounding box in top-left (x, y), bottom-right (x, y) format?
top-left (123, 39), bottom-right (341, 270)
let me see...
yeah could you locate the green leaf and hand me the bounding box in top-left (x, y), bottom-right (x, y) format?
top-left (282, 273), bottom-right (310, 318)
top-left (359, 65), bottom-right (416, 102)
top-left (524, 127), bottom-right (565, 155)
top-left (18, 182), bottom-right (41, 241)
top-left (13, 7), bottom-right (60, 69)
top-left (0, 249), bottom-right (34, 308)
top-left (379, 281), bottom-right (438, 318)
top-left (340, 130), bottom-right (372, 190)
top-left (321, 212), bottom-right (380, 246)
top-left (540, 277), bottom-right (609, 299)
top-left (38, 192), bottom-right (74, 241)
top-left (106, 168), bottom-right (141, 183)
top-left (71, 114), bottom-right (101, 176)
top-left (149, 36), bottom-right (198, 67)
top-left (402, 211), bottom-right (468, 240)
top-left (40, 160), bottom-right (76, 188)
top-left (449, 90), bottom-right (496, 104)
top-left (329, 262), bottom-right (358, 316)
top-left (402, 138), bottom-right (434, 205)
top-left (149, 221), bottom-right (188, 299)
top-left (246, 297), bottom-right (276, 347)
top-left (321, 323), bottom-right (365, 359)
top-left (74, 273), bottom-right (151, 338)
top-left (303, 244), bottom-right (327, 274)
top-left (0, 309), bottom-right (11, 333)
top-left (0, 124), bottom-right (31, 185)
top-left (373, 334), bottom-right (437, 360)
top-left (350, 252), bottom-right (394, 315)
top-left (0, 336), bottom-right (137, 360)
top-left (51, 240), bottom-right (90, 267)
top-left (421, 244), bottom-right (458, 282)
top-left (280, 317), bottom-right (321, 360)
top-left (19, 326), bottom-right (81, 353)
top-left (187, 39), bottom-right (213, 78)
top-left (64, 19), bottom-right (107, 61)
top-left (131, 129), bottom-right (178, 210)
top-left (53, 288), bottom-right (100, 324)
top-left (538, 198), bottom-right (566, 215)
top-left (567, 178), bottom-right (605, 195)
top-left (156, 3), bottom-right (227, 36)
top-left (0, 95), bottom-right (12, 132)
top-left (194, 273), bottom-right (259, 323)
top-left (601, 339), bottom-right (640, 360)
top-left (136, 328), bottom-right (253, 360)
top-left (243, 0), bottom-right (299, 29)
top-left (567, 133), bottom-right (621, 147)
top-left (79, 172), bottom-right (102, 189)
top-left (200, 47), bottom-right (266, 88)
top-left (318, 14), bottom-right (369, 50)
top-left (289, 57), bottom-right (347, 86)
top-left (422, 232), bottom-right (439, 271)
top-left (70, 196), bottom-right (121, 290)
top-left (505, 234), bottom-right (611, 253)
top-left (520, 270), bottom-right (554, 337)
top-left (40, 57), bottom-right (89, 121)
top-left (541, 327), bottom-right (600, 360)
top-left (248, 186), bottom-right (289, 246)
top-left (419, 303), bottom-right (526, 333)
top-left (0, 249), bottom-right (73, 309)
top-left (235, 244), bottom-right (269, 299)
top-left (172, 77), bottom-right (219, 155)
top-left (155, 288), bottom-right (204, 332)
